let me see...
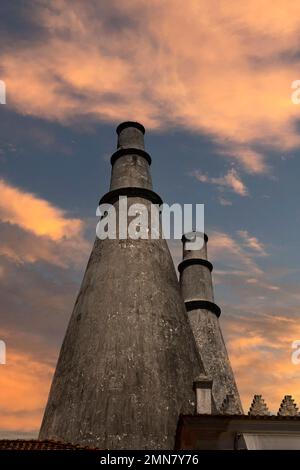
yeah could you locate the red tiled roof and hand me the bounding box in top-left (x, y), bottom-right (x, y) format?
top-left (0, 439), bottom-right (99, 450)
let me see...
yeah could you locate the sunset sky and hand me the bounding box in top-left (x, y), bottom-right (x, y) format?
top-left (1, 0), bottom-right (300, 437)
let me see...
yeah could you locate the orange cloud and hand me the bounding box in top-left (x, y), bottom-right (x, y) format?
top-left (224, 314), bottom-right (300, 413)
top-left (3, 0), bottom-right (300, 173)
top-left (219, 147), bottom-right (268, 175)
top-left (209, 230), bottom-right (263, 275)
top-left (0, 179), bottom-right (90, 267)
top-left (193, 169), bottom-right (248, 196)
top-left (0, 349), bottom-right (53, 431)
top-left (237, 230), bottom-right (267, 256)
top-left (0, 179), bottom-right (82, 241)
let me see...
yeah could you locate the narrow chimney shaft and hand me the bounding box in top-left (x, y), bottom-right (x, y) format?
top-left (117, 121), bottom-right (145, 150)
top-left (180, 232), bottom-right (215, 307)
top-left (109, 121), bottom-right (152, 191)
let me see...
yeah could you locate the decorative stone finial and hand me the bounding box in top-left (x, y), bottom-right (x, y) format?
top-left (278, 395), bottom-right (299, 417)
top-left (248, 395), bottom-right (270, 416)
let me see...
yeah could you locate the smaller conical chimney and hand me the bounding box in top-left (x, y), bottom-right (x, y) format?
top-left (179, 231), bottom-right (243, 414)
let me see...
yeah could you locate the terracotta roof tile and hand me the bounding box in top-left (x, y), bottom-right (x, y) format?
top-left (0, 440), bottom-right (99, 450)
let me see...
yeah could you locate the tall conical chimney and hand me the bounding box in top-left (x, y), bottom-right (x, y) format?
top-left (39, 122), bottom-right (204, 449)
top-left (179, 232), bottom-right (243, 414)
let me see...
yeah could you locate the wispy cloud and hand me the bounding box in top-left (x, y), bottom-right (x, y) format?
top-left (218, 146), bottom-right (268, 175)
top-left (237, 230), bottom-right (268, 256)
top-left (192, 168), bottom-right (248, 196)
top-left (209, 230), bottom-right (263, 275)
top-left (2, 0), bottom-right (300, 173)
top-left (0, 179), bottom-right (90, 267)
top-left (219, 197), bottom-right (232, 206)
top-left (0, 179), bottom-right (82, 241)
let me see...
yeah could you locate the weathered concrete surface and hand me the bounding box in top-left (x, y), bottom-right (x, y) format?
top-left (39, 123), bottom-right (204, 449)
top-left (187, 308), bottom-right (242, 413)
top-left (110, 152), bottom-right (152, 191)
top-left (117, 121), bottom-right (145, 150)
top-left (179, 232), bottom-right (243, 414)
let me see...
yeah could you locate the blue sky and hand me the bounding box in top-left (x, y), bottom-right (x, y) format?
top-left (1, 0), bottom-right (300, 434)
